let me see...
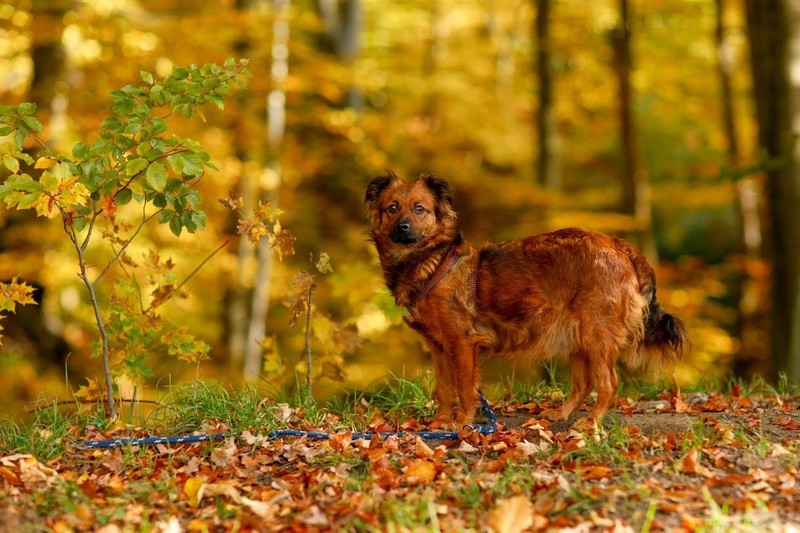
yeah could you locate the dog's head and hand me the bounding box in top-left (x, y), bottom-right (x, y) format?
top-left (365, 172), bottom-right (459, 256)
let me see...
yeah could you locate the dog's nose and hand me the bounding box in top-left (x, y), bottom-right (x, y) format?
top-left (391, 219), bottom-right (418, 243)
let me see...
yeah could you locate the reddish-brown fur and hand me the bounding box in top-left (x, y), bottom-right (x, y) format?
top-left (366, 172), bottom-right (688, 430)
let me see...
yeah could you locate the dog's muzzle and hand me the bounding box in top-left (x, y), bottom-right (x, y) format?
top-left (391, 219), bottom-right (420, 244)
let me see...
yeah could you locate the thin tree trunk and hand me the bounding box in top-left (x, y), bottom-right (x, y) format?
top-left (227, 0), bottom-right (256, 371)
top-left (244, 0), bottom-right (291, 382)
top-left (716, 0), bottom-right (764, 376)
top-left (417, 0), bottom-right (443, 169)
top-left (744, 0), bottom-right (800, 381)
top-left (316, 0), bottom-right (362, 109)
top-left (535, 0), bottom-right (560, 189)
top-left (610, 0), bottom-right (656, 262)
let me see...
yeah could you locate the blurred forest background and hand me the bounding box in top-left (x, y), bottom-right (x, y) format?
top-left (1, 0), bottom-right (799, 416)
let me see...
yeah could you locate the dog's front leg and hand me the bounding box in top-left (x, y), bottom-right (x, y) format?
top-left (428, 344), bottom-right (457, 423)
top-left (449, 341), bottom-right (479, 428)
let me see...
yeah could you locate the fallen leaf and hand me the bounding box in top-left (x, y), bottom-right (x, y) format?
top-left (770, 443), bottom-right (791, 457)
top-left (678, 448), bottom-right (713, 478)
top-left (577, 464), bottom-right (613, 481)
top-left (486, 495), bottom-right (533, 533)
top-left (241, 496), bottom-right (276, 519)
top-left (1, 454), bottom-right (59, 484)
top-left (328, 432), bottom-right (352, 452)
top-left (516, 439), bottom-right (549, 457)
top-left (457, 441), bottom-right (478, 454)
top-left (183, 477), bottom-right (205, 507)
top-left (404, 459), bottom-right (436, 486)
top-left (414, 435), bottom-right (435, 458)
top-left (299, 504), bottom-right (328, 526)
top-left (200, 481), bottom-right (242, 503)
top-left (210, 439), bottom-right (237, 467)
top-left (154, 516), bottom-right (181, 533)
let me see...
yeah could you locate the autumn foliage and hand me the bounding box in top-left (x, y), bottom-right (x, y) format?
top-left (1, 383), bottom-right (798, 530)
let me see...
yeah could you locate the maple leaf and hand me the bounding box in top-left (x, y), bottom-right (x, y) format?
top-left (218, 190), bottom-right (243, 210)
top-left (0, 277), bottom-right (36, 314)
top-left (270, 227), bottom-right (295, 259)
top-left (486, 495), bottom-right (534, 533)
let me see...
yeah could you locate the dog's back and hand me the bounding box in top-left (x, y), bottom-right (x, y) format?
top-left (473, 227), bottom-right (686, 368)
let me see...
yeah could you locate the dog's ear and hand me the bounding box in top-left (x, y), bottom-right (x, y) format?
top-left (365, 171), bottom-right (400, 208)
top-left (421, 174), bottom-right (456, 220)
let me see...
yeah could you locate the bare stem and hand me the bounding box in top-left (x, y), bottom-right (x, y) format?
top-left (92, 208), bottom-right (162, 287)
top-left (145, 236), bottom-right (232, 313)
top-left (62, 214), bottom-right (116, 419)
top-left (304, 277), bottom-right (315, 400)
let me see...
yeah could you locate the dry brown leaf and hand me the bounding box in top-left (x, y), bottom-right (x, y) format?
top-left (0, 454), bottom-right (58, 484)
top-left (241, 496), bottom-right (276, 519)
top-left (210, 439), bottom-right (237, 467)
top-left (299, 505), bottom-right (329, 526)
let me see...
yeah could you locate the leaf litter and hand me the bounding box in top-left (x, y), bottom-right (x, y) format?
top-left (1, 389), bottom-right (799, 531)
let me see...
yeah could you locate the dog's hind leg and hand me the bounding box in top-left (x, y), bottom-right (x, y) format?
top-left (541, 352), bottom-right (592, 421)
top-left (582, 347), bottom-right (619, 430)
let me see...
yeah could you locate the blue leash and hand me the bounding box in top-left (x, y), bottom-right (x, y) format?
top-left (78, 391), bottom-right (497, 449)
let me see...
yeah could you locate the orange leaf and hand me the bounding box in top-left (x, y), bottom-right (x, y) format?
top-left (100, 194), bottom-right (117, 218)
top-left (486, 495), bottom-right (534, 533)
top-left (328, 432), bottom-right (352, 453)
top-left (403, 459), bottom-right (436, 486)
top-left (414, 435), bottom-right (435, 458)
top-left (364, 435), bottom-right (386, 464)
top-left (679, 448), bottom-right (713, 477)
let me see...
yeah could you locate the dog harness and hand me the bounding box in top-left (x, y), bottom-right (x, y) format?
top-left (405, 250), bottom-right (478, 323)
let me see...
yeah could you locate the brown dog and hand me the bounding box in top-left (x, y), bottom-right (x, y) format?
top-left (365, 172), bottom-right (688, 430)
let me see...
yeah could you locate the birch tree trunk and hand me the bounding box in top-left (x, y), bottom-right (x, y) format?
top-left (243, 0), bottom-right (291, 382)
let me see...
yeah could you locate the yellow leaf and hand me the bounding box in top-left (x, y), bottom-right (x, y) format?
top-left (183, 476), bottom-right (205, 507)
top-left (34, 157), bottom-right (57, 169)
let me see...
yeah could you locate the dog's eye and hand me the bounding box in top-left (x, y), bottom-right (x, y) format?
top-left (413, 205), bottom-right (426, 215)
top-left (386, 204), bottom-right (398, 214)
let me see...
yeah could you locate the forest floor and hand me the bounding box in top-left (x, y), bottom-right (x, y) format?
top-left (1, 386), bottom-right (799, 532)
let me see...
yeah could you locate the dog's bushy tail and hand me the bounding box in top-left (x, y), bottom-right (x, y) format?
top-left (613, 237), bottom-right (689, 370)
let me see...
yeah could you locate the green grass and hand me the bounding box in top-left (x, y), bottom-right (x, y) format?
top-left (0, 398), bottom-right (107, 460)
top-left (145, 381), bottom-right (283, 434)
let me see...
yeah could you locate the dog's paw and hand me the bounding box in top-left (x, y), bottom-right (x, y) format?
top-left (540, 407), bottom-right (571, 421)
